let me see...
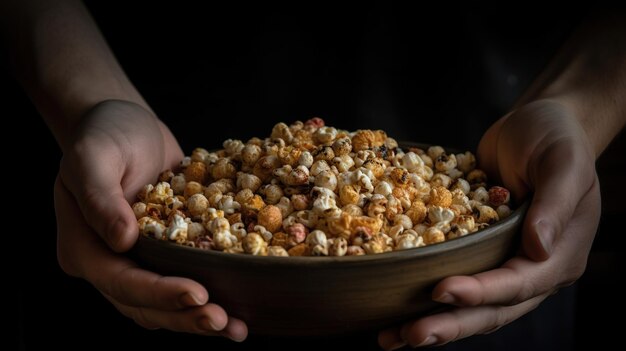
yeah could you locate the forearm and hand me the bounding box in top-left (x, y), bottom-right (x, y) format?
top-left (1, 0), bottom-right (150, 151)
top-left (517, 12), bottom-right (626, 157)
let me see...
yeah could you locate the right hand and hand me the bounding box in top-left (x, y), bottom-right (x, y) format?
top-left (54, 100), bottom-right (248, 341)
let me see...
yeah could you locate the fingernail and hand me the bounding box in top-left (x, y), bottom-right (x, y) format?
top-left (535, 220), bottom-right (555, 256)
top-left (180, 292), bottom-right (203, 307)
top-left (433, 292), bottom-right (456, 304)
top-left (198, 316), bottom-right (222, 332)
top-left (386, 341), bottom-right (407, 350)
top-left (415, 335), bottom-right (437, 347)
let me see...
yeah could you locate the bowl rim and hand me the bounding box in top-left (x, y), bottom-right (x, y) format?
top-left (134, 141), bottom-right (528, 268)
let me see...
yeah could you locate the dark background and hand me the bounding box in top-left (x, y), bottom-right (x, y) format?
top-left (11, 3), bottom-right (624, 350)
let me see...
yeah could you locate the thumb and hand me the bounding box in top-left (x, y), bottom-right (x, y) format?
top-left (522, 140), bottom-right (595, 261)
top-left (60, 146), bottom-right (139, 253)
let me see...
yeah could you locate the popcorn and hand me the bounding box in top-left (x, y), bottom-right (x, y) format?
top-left (138, 216), bottom-right (166, 239)
top-left (243, 233), bottom-right (268, 255)
top-left (132, 202), bottom-right (147, 219)
top-left (435, 153), bottom-right (457, 173)
top-left (170, 174), bottom-right (186, 195)
top-left (259, 184), bottom-right (283, 205)
top-left (429, 186), bottom-right (452, 207)
top-left (257, 205), bottom-right (283, 233)
top-left (187, 193), bottom-right (209, 217)
top-left (135, 118), bottom-right (514, 256)
top-left (329, 237), bottom-right (348, 256)
top-left (237, 172), bottom-right (262, 193)
top-left (456, 151), bottom-right (476, 173)
top-left (489, 186), bottom-right (511, 207)
top-left (184, 161), bottom-right (208, 184)
top-left (405, 200), bottom-right (427, 225)
top-left (314, 170), bottom-right (338, 191)
top-left (298, 151), bottom-right (314, 168)
top-left (332, 137), bottom-right (352, 156)
top-left (166, 214), bottom-right (188, 243)
top-left (268, 246), bottom-right (289, 257)
top-left (305, 230), bottom-right (328, 248)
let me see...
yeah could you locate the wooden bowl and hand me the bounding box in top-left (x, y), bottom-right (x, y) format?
top-left (132, 204), bottom-right (527, 337)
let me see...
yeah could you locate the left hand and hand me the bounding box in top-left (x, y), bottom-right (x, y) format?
top-left (379, 99), bottom-right (601, 349)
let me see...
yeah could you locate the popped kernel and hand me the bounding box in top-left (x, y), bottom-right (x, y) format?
top-left (312, 145), bottom-right (335, 162)
top-left (291, 194), bottom-right (310, 211)
top-left (332, 137), bottom-right (352, 156)
top-left (243, 233), bottom-right (268, 255)
top-left (257, 205), bottom-right (283, 233)
top-left (431, 173), bottom-right (452, 189)
top-left (298, 151), bottom-right (314, 168)
top-left (275, 196), bottom-right (294, 218)
top-left (184, 162), bottom-right (208, 184)
top-left (429, 186), bottom-right (452, 207)
top-left (306, 230), bottom-right (328, 248)
top-left (471, 187), bottom-right (490, 204)
top-left (456, 151), bottom-right (476, 173)
top-left (287, 243), bottom-right (308, 256)
top-left (184, 181), bottom-right (203, 198)
top-left (159, 169), bottom-right (175, 183)
top-left (286, 223), bottom-right (308, 247)
top-left (489, 186), bottom-right (511, 207)
top-left (132, 202), bottom-right (147, 219)
top-left (271, 232), bottom-right (289, 248)
top-left (241, 144), bottom-right (262, 167)
top-left (346, 245), bottom-right (366, 256)
top-left (474, 205), bottom-right (499, 224)
top-left (405, 200), bottom-right (427, 224)
top-left (187, 193), bottom-right (209, 217)
top-left (329, 237), bottom-right (348, 256)
top-left (138, 216), bottom-right (166, 239)
top-left (435, 153), bottom-right (457, 173)
top-left (166, 214), bottom-right (188, 243)
top-left (259, 184), bottom-right (284, 205)
top-left (187, 222), bottom-right (206, 241)
top-left (423, 226), bottom-right (445, 245)
top-left (315, 170), bottom-right (338, 191)
top-left (496, 204), bottom-right (512, 219)
top-left (427, 146), bottom-right (445, 160)
top-left (237, 172), bottom-right (262, 193)
top-left (268, 246), bottom-right (289, 257)
top-left (135, 119), bottom-right (514, 256)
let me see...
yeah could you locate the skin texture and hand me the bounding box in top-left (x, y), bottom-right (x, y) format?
top-left (1, 0), bottom-right (624, 347)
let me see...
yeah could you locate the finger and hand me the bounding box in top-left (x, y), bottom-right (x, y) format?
top-left (432, 256), bottom-right (548, 307)
top-left (523, 138), bottom-right (595, 261)
top-left (378, 326), bottom-right (407, 351)
top-left (60, 144), bottom-right (138, 252)
top-left (219, 317), bottom-right (249, 342)
top-left (55, 179), bottom-right (208, 310)
top-left (105, 294), bottom-right (228, 334)
top-left (107, 294), bottom-right (248, 341)
top-left (401, 293), bottom-right (549, 347)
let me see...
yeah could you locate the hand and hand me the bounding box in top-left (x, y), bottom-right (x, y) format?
top-left (54, 100), bottom-right (247, 341)
top-left (379, 99), bottom-right (600, 349)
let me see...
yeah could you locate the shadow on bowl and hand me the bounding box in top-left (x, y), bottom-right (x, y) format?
top-left (132, 200), bottom-right (528, 336)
